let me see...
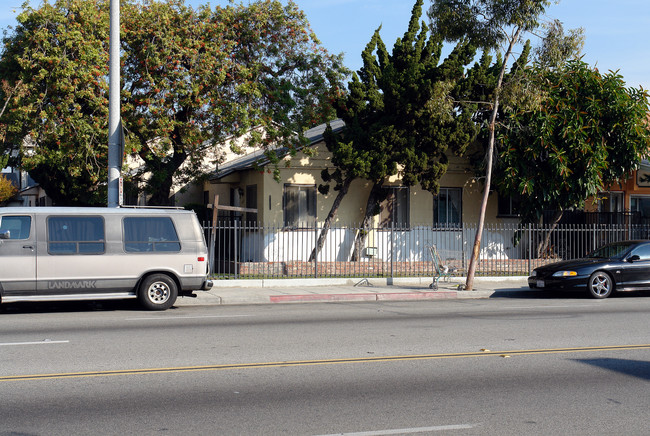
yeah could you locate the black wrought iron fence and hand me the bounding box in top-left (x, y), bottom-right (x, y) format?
top-left (203, 221), bottom-right (650, 280)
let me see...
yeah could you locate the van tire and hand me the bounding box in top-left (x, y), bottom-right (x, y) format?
top-left (138, 274), bottom-right (178, 310)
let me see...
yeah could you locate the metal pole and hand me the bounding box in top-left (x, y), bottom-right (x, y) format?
top-left (107, 0), bottom-right (121, 207)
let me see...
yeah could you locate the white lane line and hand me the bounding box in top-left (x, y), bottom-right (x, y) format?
top-left (314, 424), bottom-right (476, 436)
top-left (126, 314), bottom-right (253, 321)
top-left (0, 340), bottom-right (70, 347)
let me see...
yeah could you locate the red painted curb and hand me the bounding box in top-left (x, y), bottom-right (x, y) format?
top-left (269, 291), bottom-right (457, 303)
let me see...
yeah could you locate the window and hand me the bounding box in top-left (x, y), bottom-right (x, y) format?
top-left (48, 216), bottom-right (105, 255)
top-left (630, 196), bottom-right (650, 220)
top-left (598, 191), bottom-right (625, 224)
top-left (0, 216), bottom-right (31, 240)
top-left (630, 243), bottom-right (650, 261)
top-left (123, 217), bottom-right (181, 252)
top-left (283, 184), bottom-right (316, 228)
top-left (598, 191), bottom-right (624, 213)
top-left (434, 188), bottom-right (462, 228)
top-left (380, 186), bottom-right (409, 228)
top-left (498, 194), bottom-right (521, 217)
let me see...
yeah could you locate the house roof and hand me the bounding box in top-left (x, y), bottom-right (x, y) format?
top-left (209, 119), bottom-right (345, 181)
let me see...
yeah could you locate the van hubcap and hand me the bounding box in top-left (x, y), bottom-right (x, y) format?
top-left (148, 282), bottom-right (170, 303)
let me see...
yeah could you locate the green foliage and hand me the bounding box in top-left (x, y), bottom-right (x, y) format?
top-left (325, 0), bottom-right (478, 195)
top-left (0, 0), bottom-right (111, 205)
top-left (497, 60), bottom-right (650, 223)
top-left (0, 0), bottom-right (347, 206)
top-left (534, 19), bottom-right (585, 70)
top-left (428, 0), bottom-right (551, 49)
top-left (122, 0), bottom-right (347, 205)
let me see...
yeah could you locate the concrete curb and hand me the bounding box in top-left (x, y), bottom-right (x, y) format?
top-left (176, 285), bottom-right (510, 306)
top-left (210, 276), bottom-right (529, 288)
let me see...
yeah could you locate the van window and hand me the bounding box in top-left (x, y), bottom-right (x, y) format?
top-left (123, 217), bottom-right (181, 252)
top-left (0, 216), bottom-right (31, 240)
top-left (48, 216), bottom-right (105, 255)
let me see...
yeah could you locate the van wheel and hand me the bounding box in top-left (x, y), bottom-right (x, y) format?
top-left (138, 274), bottom-right (178, 310)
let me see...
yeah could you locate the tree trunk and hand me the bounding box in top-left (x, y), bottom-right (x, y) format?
top-left (351, 182), bottom-right (383, 262)
top-left (537, 209), bottom-right (564, 258)
top-left (308, 177), bottom-right (353, 262)
top-left (465, 27), bottom-right (522, 291)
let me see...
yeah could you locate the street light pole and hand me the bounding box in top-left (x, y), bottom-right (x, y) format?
top-left (107, 0), bottom-right (121, 207)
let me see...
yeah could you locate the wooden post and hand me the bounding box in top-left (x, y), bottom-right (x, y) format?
top-left (209, 195), bottom-right (219, 274)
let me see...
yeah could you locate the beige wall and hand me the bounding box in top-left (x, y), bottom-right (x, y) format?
top-left (205, 140), bottom-right (506, 226)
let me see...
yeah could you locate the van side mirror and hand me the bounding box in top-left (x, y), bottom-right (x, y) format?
top-left (627, 255), bottom-right (641, 262)
top-left (0, 230), bottom-right (9, 240)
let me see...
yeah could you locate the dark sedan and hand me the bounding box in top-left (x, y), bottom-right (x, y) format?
top-left (528, 240), bottom-right (650, 298)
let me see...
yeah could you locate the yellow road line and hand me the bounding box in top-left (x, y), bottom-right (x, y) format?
top-left (2, 344), bottom-right (649, 382)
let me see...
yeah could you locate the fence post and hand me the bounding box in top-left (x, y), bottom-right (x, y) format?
top-left (390, 222), bottom-right (394, 279)
top-left (233, 219), bottom-right (238, 280)
top-left (314, 223), bottom-right (318, 279)
top-left (526, 223), bottom-right (533, 276)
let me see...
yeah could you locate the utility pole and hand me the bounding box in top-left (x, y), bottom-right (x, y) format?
top-left (107, 0), bottom-right (121, 207)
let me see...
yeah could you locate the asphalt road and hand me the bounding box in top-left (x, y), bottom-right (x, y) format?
top-left (1, 294), bottom-right (649, 435)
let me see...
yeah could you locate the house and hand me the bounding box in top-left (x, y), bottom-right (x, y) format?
top-left (202, 120), bottom-right (530, 273)
top-left (583, 159), bottom-right (650, 225)
top-left (204, 119), bottom-right (512, 227)
top-left (1, 166), bottom-right (50, 207)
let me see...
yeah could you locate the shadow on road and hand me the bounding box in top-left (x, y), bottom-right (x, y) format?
top-left (574, 357), bottom-right (650, 381)
top-left (0, 299), bottom-right (153, 315)
top-left (489, 288), bottom-right (650, 299)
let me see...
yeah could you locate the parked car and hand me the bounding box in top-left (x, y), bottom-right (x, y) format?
top-left (528, 240), bottom-right (650, 298)
top-left (0, 207), bottom-right (213, 310)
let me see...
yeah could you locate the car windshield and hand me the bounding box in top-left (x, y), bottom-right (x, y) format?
top-left (587, 242), bottom-right (635, 259)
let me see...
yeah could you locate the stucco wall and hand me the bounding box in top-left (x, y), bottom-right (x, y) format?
top-left (205, 140), bottom-right (510, 226)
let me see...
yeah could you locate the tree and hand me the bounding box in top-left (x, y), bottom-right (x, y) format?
top-left (428, 0), bottom-right (552, 290)
top-left (0, 0), bottom-right (346, 206)
top-left (314, 0), bottom-right (477, 261)
top-left (497, 60), bottom-right (650, 254)
top-left (0, 174), bottom-right (17, 203)
top-left (0, 0), bottom-right (111, 205)
top-left (122, 0), bottom-right (346, 205)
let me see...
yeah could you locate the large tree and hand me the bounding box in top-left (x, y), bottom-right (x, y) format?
top-left (497, 60), bottom-right (650, 251)
top-left (0, 0), bottom-right (347, 206)
top-left (428, 0), bottom-right (552, 290)
top-left (315, 0), bottom-right (477, 261)
top-left (0, 0), bottom-right (111, 205)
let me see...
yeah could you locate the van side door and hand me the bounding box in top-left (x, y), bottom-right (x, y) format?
top-left (0, 215), bottom-right (36, 296)
top-left (37, 215), bottom-right (108, 295)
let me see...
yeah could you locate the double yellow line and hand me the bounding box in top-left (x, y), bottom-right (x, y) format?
top-left (3, 344), bottom-right (649, 382)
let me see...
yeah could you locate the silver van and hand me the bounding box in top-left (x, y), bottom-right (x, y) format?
top-left (0, 207), bottom-right (213, 310)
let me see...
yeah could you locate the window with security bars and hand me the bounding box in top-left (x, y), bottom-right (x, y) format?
top-left (433, 187), bottom-right (462, 228)
top-left (283, 184), bottom-right (316, 228)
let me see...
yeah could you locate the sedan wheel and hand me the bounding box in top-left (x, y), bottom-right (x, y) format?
top-left (588, 271), bottom-right (613, 299)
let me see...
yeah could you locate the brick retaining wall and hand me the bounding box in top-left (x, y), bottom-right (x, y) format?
top-left (235, 258), bottom-right (558, 278)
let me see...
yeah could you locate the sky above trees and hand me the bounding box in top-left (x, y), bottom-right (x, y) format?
top-left (2, 0), bottom-right (647, 90)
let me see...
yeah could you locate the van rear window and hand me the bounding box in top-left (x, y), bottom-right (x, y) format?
top-left (48, 216), bottom-right (105, 255)
top-left (123, 217), bottom-right (181, 252)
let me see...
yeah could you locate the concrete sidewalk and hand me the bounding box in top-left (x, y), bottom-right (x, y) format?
top-left (175, 276), bottom-right (531, 306)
